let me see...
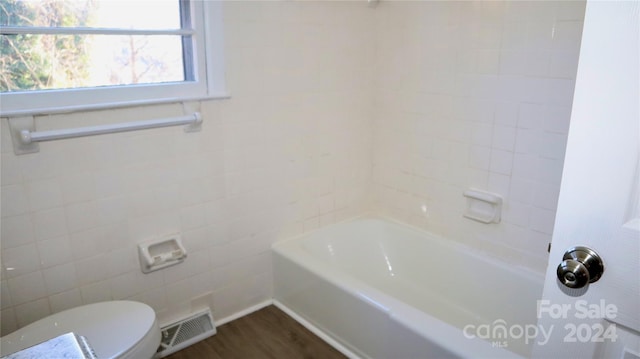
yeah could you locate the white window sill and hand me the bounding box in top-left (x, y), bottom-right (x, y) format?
top-left (0, 92), bottom-right (231, 118)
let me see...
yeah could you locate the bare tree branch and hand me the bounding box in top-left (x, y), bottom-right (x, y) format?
top-left (4, 36), bottom-right (47, 89)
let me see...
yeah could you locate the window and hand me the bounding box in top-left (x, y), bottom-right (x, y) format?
top-left (0, 0), bottom-right (226, 116)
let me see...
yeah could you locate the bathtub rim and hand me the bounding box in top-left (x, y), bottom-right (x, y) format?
top-left (273, 214), bottom-right (545, 283)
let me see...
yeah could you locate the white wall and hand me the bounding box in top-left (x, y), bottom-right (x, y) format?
top-left (0, 1), bottom-right (374, 334)
top-left (372, 1), bottom-right (585, 272)
top-left (0, 0), bottom-right (586, 335)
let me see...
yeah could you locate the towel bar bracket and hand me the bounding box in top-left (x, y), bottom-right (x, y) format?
top-left (183, 112), bottom-right (203, 133)
top-left (8, 116), bottom-right (39, 155)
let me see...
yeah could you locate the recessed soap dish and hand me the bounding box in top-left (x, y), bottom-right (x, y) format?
top-left (138, 234), bottom-right (187, 273)
top-left (463, 189), bottom-right (503, 224)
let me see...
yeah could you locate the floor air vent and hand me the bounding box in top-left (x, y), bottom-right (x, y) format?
top-left (156, 308), bottom-right (216, 358)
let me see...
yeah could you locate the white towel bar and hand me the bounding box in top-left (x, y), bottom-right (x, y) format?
top-left (19, 112), bottom-right (202, 144)
top-left (8, 112), bottom-right (203, 155)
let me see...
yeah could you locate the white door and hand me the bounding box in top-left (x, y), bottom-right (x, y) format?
top-left (532, 1), bottom-right (640, 358)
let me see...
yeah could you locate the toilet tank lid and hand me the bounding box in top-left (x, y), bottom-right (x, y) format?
top-left (1, 301), bottom-right (157, 358)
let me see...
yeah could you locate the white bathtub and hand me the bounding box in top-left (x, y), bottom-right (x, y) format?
top-left (272, 217), bottom-right (544, 358)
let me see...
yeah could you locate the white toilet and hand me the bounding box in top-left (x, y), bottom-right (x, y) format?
top-left (0, 301), bottom-right (161, 358)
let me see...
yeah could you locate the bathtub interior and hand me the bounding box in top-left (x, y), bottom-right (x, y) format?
top-left (301, 219), bottom-right (543, 321)
top-left (275, 218), bottom-right (544, 358)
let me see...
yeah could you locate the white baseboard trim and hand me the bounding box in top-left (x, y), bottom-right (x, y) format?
top-left (216, 299), bottom-right (273, 326)
top-left (273, 300), bottom-right (362, 359)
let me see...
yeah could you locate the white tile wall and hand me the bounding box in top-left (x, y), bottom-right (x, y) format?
top-left (372, 0), bottom-right (585, 272)
top-left (1, 0), bottom-right (585, 336)
top-left (0, 1), bottom-right (373, 335)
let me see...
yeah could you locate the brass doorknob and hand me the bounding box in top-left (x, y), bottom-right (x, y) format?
top-left (556, 246), bottom-right (604, 289)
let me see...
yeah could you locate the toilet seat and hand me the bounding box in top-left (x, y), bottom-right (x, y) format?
top-left (0, 301), bottom-right (160, 359)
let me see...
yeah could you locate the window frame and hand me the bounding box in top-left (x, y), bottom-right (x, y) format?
top-left (0, 0), bottom-right (227, 117)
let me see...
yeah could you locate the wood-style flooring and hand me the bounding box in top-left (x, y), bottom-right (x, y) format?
top-left (165, 305), bottom-right (347, 359)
